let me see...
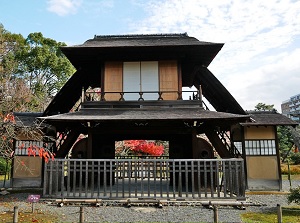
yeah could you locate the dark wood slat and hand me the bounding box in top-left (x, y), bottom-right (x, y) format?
top-left (43, 158), bottom-right (245, 201)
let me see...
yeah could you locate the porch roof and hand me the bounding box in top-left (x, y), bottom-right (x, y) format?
top-left (240, 110), bottom-right (298, 126)
top-left (41, 107), bottom-right (249, 123)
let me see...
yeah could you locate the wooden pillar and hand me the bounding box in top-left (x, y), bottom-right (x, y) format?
top-left (192, 129), bottom-right (198, 158)
top-left (87, 128), bottom-right (93, 158)
top-left (274, 125), bottom-right (282, 191)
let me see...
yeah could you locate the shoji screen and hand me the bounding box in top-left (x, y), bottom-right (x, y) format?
top-left (123, 61), bottom-right (158, 100)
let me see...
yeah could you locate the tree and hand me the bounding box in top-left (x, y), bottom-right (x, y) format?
top-left (0, 112), bottom-right (55, 173)
top-left (18, 32), bottom-right (75, 97)
top-left (116, 140), bottom-right (165, 156)
top-left (1, 24), bottom-right (75, 112)
top-left (0, 24), bottom-right (68, 164)
top-left (277, 126), bottom-right (294, 162)
top-left (0, 24), bottom-right (35, 112)
top-left (255, 102), bottom-right (275, 111)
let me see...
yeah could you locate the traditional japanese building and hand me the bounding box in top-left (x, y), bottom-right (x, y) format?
top-left (26, 33), bottom-right (297, 198)
top-left (41, 33), bottom-right (250, 161)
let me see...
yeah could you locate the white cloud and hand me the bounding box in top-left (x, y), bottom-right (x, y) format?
top-left (224, 48), bottom-right (300, 111)
top-left (130, 0), bottom-right (300, 111)
top-left (81, 0), bottom-right (114, 15)
top-left (47, 0), bottom-right (82, 16)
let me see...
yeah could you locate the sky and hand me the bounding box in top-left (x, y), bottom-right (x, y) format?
top-left (1, 0), bottom-right (300, 112)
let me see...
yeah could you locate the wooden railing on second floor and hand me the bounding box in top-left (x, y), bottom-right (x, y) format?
top-left (82, 88), bottom-right (203, 103)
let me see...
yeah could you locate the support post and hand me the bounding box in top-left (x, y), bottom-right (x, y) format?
top-left (199, 85), bottom-right (203, 107)
top-left (277, 204), bottom-right (282, 223)
top-left (81, 87), bottom-right (85, 103)
top-left (287, 161), bottom-right (292, 190)
top-left (13, 206), bottom-right (18, 223)
top-left (79, 206), bottom-right (84, 223)
top-left (213, 205), bottom-right (218, 223)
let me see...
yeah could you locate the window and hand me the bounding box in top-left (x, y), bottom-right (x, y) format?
top-left (123, 61), bottom-right (159, 100)
top-left (14, 140), bottom-right (54, 156)
top-left (245, 139), bottom-right (276, 155)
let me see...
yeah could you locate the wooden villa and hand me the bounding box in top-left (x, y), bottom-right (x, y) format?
top-left (14, 33), bottom-right (296, 201)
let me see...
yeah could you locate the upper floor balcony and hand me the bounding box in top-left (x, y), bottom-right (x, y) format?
top-left (80, 88), bottom-right (205, 109)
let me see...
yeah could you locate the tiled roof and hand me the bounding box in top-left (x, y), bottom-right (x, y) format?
top-left (41, 107), bottom-right (249, 122)
top-left (70, 33), bottom-right (222, 48)
top-left (241, 110), bottom-right (298, 126)
top-left (13, 112), bottom-right (43, 126)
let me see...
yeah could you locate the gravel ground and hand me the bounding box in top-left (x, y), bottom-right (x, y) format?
top-left (0, 180), bottom-right (299, 223)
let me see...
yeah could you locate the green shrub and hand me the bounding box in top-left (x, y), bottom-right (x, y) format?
top-left (288, 186), bottom-right (300, 204)
top-left (0, 158), bottom-right (9, 174)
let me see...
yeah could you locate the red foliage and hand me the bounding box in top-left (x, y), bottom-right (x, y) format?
top-left (1, 112), bottom-right (55, 163)
top-left (2, 112), bottom-right (15, 123)
top-left (27, 145), bottom-right (55, 163)
top-left (124, 140), bottom-right (164, 156)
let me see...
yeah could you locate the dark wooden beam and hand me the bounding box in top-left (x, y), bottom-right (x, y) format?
top-left (204, 127), bottom-right (231, 158)
top-left (56, 129), bottom-right (81, 158)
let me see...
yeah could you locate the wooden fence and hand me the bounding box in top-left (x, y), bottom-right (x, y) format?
top-left (43, 158), bottom-right (245, 201)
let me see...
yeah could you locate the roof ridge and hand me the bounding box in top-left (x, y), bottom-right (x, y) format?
top-left (93, 33), bottom-right (188, 39)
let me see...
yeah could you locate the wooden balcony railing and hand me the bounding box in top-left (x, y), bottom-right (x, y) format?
top-left (82, 89), bottom-right (202, 102)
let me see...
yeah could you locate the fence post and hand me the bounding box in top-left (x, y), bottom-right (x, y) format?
top-left (213, 205), bottom-right (218, 223)
top-left (277, 204), bottom-right (282, 223)
top-left (13, 206), bottom-right (18, 223)
top-left (79, 206), bottom-right (84, 223)
top-left (287, 161), bottom-right (292, 190)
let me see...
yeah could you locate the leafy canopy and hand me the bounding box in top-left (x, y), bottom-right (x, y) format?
top-left (1, 24), bottom-right (75, 112)
top-left (255, 102), bottom-right (275, 111)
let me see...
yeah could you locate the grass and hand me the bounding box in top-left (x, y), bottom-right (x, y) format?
top-left (241, 206), bottom-right (300, 223)
top-left (0, 174), bottom-right (10, 181)
top-left (281, 164), bottom-right (300, 175)
top-left (0, 210), bottom-right (59, 223)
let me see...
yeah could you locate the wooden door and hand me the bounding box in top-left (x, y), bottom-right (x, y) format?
top-left (159, 61), bottom-right (179, 100)
top-left (104, 62), bottom-right (123, 101)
